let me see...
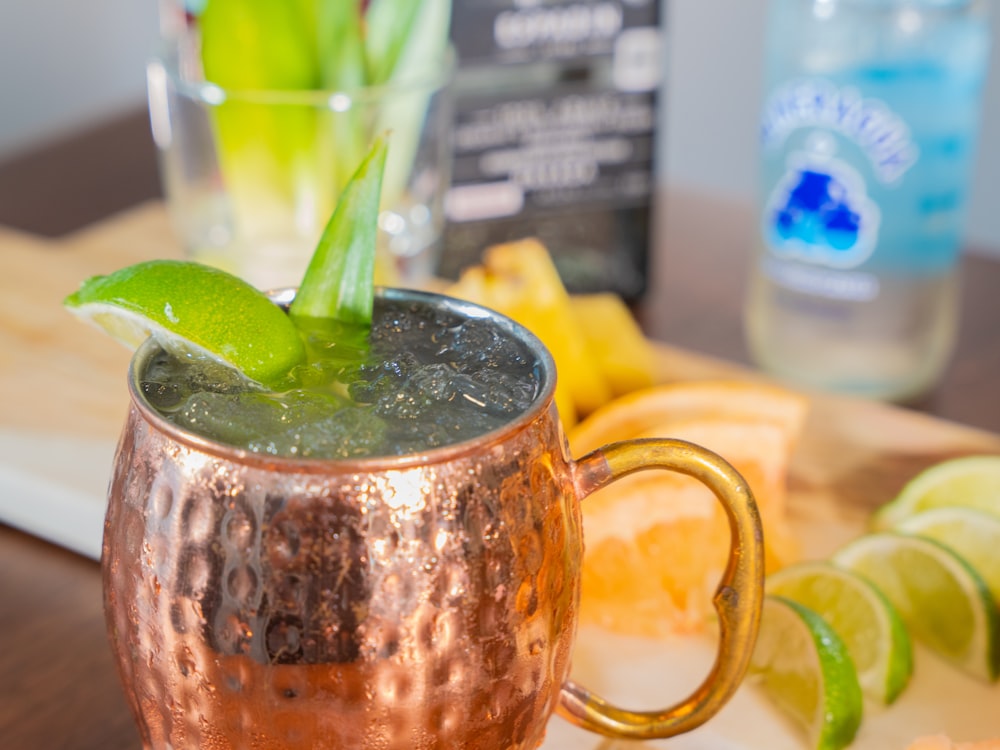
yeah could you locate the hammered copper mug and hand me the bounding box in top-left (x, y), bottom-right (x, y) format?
top-left (102, 288), bottom-right (764, 750)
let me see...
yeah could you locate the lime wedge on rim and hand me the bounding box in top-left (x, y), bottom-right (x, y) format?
top-left (833, 531), bottom-right (1000, 682)
top-left (873, 455), bottom-right (1000, 530)
top-left (751, 595), bottom-right (864, 750)
top-left (63, 260), bottom-right (306, 386)
top-left (895, 506), bottom-right (1000, 606)
top-left (767, 560), bottom-right (913, 705)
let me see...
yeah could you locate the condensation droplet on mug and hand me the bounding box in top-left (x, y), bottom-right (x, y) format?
top-left (182, 551), bottom-right (212, 597)
top-left (148, 533), bottom-right (171, 573)
top-left (376, 665), bottom-right (413, 702)
top-left (516, 578), bottom-right (539, 617)
top-left (175, 646), bottom-right (197, 678)
top-left (226, 564), bottom-right (260, 603)
top-left (223, 502), bottom-right (256, 549)
top-left (275, 573), bottom-right (305, 611)
top-left (149, 475), bottom-right (174, 521)
top-left (182, 490), bottom-right (216, 541)
top-left (271, 520), bottom-right (301, 560)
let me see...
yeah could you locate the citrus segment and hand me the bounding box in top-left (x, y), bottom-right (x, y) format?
top-left (873, 455), bottom-right (1000, 530)
top-left (833, 532), bottom-right (1000, 682)
top-left (767, 560), bottom-right (913, 704)
top-left (569, 379), bottom-right (809, 457)
top-left (751, 595), bottom-right (863, 750)
top-left (581, 513), bottom-right (730, 636)
top-left (896, 506), bottom-right (1000, 606)
top-left (580, 421), bottom-right (798, 636)
top-left (576, 411), bottom-right (802, 637)
top-left (64, 260), bottom-right (306, 385)
top-left (907, 736), bottom-right (1000, 749)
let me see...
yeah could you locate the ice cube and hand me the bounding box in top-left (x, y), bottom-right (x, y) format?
top-left (248, 407), bottom-right (387, 459)
top-left (170, 390), bottom-right (347, 448)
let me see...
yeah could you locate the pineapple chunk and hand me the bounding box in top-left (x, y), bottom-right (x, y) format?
top-left (570, 293), bottom-right (655, 396)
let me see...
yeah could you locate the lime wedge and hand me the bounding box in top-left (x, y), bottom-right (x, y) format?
top-left (751, 595), bottom-right (864, 750)
top-left (896, 506), bottom-right (1000, 606)
top-left (873, 455), bottom-right (1000, 530)
top-left (768, 560), bottom-right (913, 704)
top-left (833, 532), bottom-right (1000, 682)
top-left (63, 260), bottom-right (306, 385)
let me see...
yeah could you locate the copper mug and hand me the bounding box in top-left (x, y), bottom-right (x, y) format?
top-left (103, 288), bottom-right (764, 749)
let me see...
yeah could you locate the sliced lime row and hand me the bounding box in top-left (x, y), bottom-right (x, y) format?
top-left (751, 595), bottom-right (863, 750)
top-left (767, 560), bottom-right (913, 704)
top-left (833, 532), bottom-right (1000, 682)
top-left (63, 260), bottom-right (306, 385)
top-left (896, 506), bottom-right (1000, 606)
top-left (872, 455), bottom-right (1000, 530)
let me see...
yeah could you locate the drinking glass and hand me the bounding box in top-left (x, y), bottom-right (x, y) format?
top-left (146, 37), bottom-right (454, 290)
top-left (103, 288), bottom-right (764, 749)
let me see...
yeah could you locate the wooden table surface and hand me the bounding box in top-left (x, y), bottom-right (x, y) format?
top-left (3, 113), bottom-right (1000, 749)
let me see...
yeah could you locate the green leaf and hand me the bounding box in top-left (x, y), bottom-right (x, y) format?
top-left (316, 1), bottom-right (367, 90)
top-left (366, 0), bottom-right (452, 85)
top-left (290, 134), bottom-right (389, 326)
top-left (310, 2), bottom-right (370, 193)
top-left (364, 0), bottom-right (424, 84)
top-left (199, 0), bottom-right (327, 236)
top-left (372, 0), bottom-right (453, 206)
top-left (200, 0), bottom-right (318, 90)
top-left (195, 1), bottom-right (450, 276)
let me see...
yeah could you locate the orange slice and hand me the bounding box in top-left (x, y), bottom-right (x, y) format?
top-left (570, 381), bottom-right (809, 637)
top-left (907, 737), bottom-right (1000, 750)
top-left (570, 379), bottom-right (809, 456)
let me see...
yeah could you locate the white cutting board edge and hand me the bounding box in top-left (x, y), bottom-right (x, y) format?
top-left (0, 430), bottom-right (113, 560)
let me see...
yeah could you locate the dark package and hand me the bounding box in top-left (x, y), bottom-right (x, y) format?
top-left (440, 0), bottom-right (663, 300)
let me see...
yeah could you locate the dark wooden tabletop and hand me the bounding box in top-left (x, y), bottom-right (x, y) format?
top-left (2, 110), bottom-right (1000, 749)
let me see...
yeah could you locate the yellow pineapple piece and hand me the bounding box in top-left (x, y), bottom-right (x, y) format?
top-left (570, 293), bottom-right (655, 397)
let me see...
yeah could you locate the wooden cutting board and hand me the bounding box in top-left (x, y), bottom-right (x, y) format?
top-left (3, 202), bottom-right (1000, 745)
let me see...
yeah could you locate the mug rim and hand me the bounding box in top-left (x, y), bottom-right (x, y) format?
top-left (150, 35), bottom-right (456, 107)
top-left (127, 286), bottom-right (559, 473)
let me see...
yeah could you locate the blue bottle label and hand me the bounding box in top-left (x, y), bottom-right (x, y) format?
top-left (760, 79), bottom-right (919, 184)
top-left (764, 145), bottom-right (880, 270)
top-left (760, 79), bottom-right (924, 277)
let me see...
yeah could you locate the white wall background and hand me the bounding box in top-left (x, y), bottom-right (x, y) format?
top-left (0, 0), bottom-right (158, 156)
top-left (0, 0), bottom-right (998, 252)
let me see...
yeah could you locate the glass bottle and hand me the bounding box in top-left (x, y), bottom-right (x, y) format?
top-left (745, 0), bottom-right (991, 401)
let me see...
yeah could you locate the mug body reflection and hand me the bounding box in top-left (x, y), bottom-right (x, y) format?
top-left (105, 378), bottom-right (579, 748)
top-left (102, 289), bottom-right (764, 749)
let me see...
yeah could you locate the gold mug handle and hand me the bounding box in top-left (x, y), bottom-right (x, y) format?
top-left (561, 437), bottom-right (765, 739)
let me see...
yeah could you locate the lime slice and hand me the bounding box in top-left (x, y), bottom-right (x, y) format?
top-left (751, 595), bottom-right (863, 750)
top-left (64, 260), bottom-right (306, 385)
top-left (873, 455), bottom-right (1000, 530)
top-left (767, 560), bottom-right (913, 704)
top-left (833, 532), bottom-right (1000, 682)
top-left (896, 506), bottom-right (1000, 606)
